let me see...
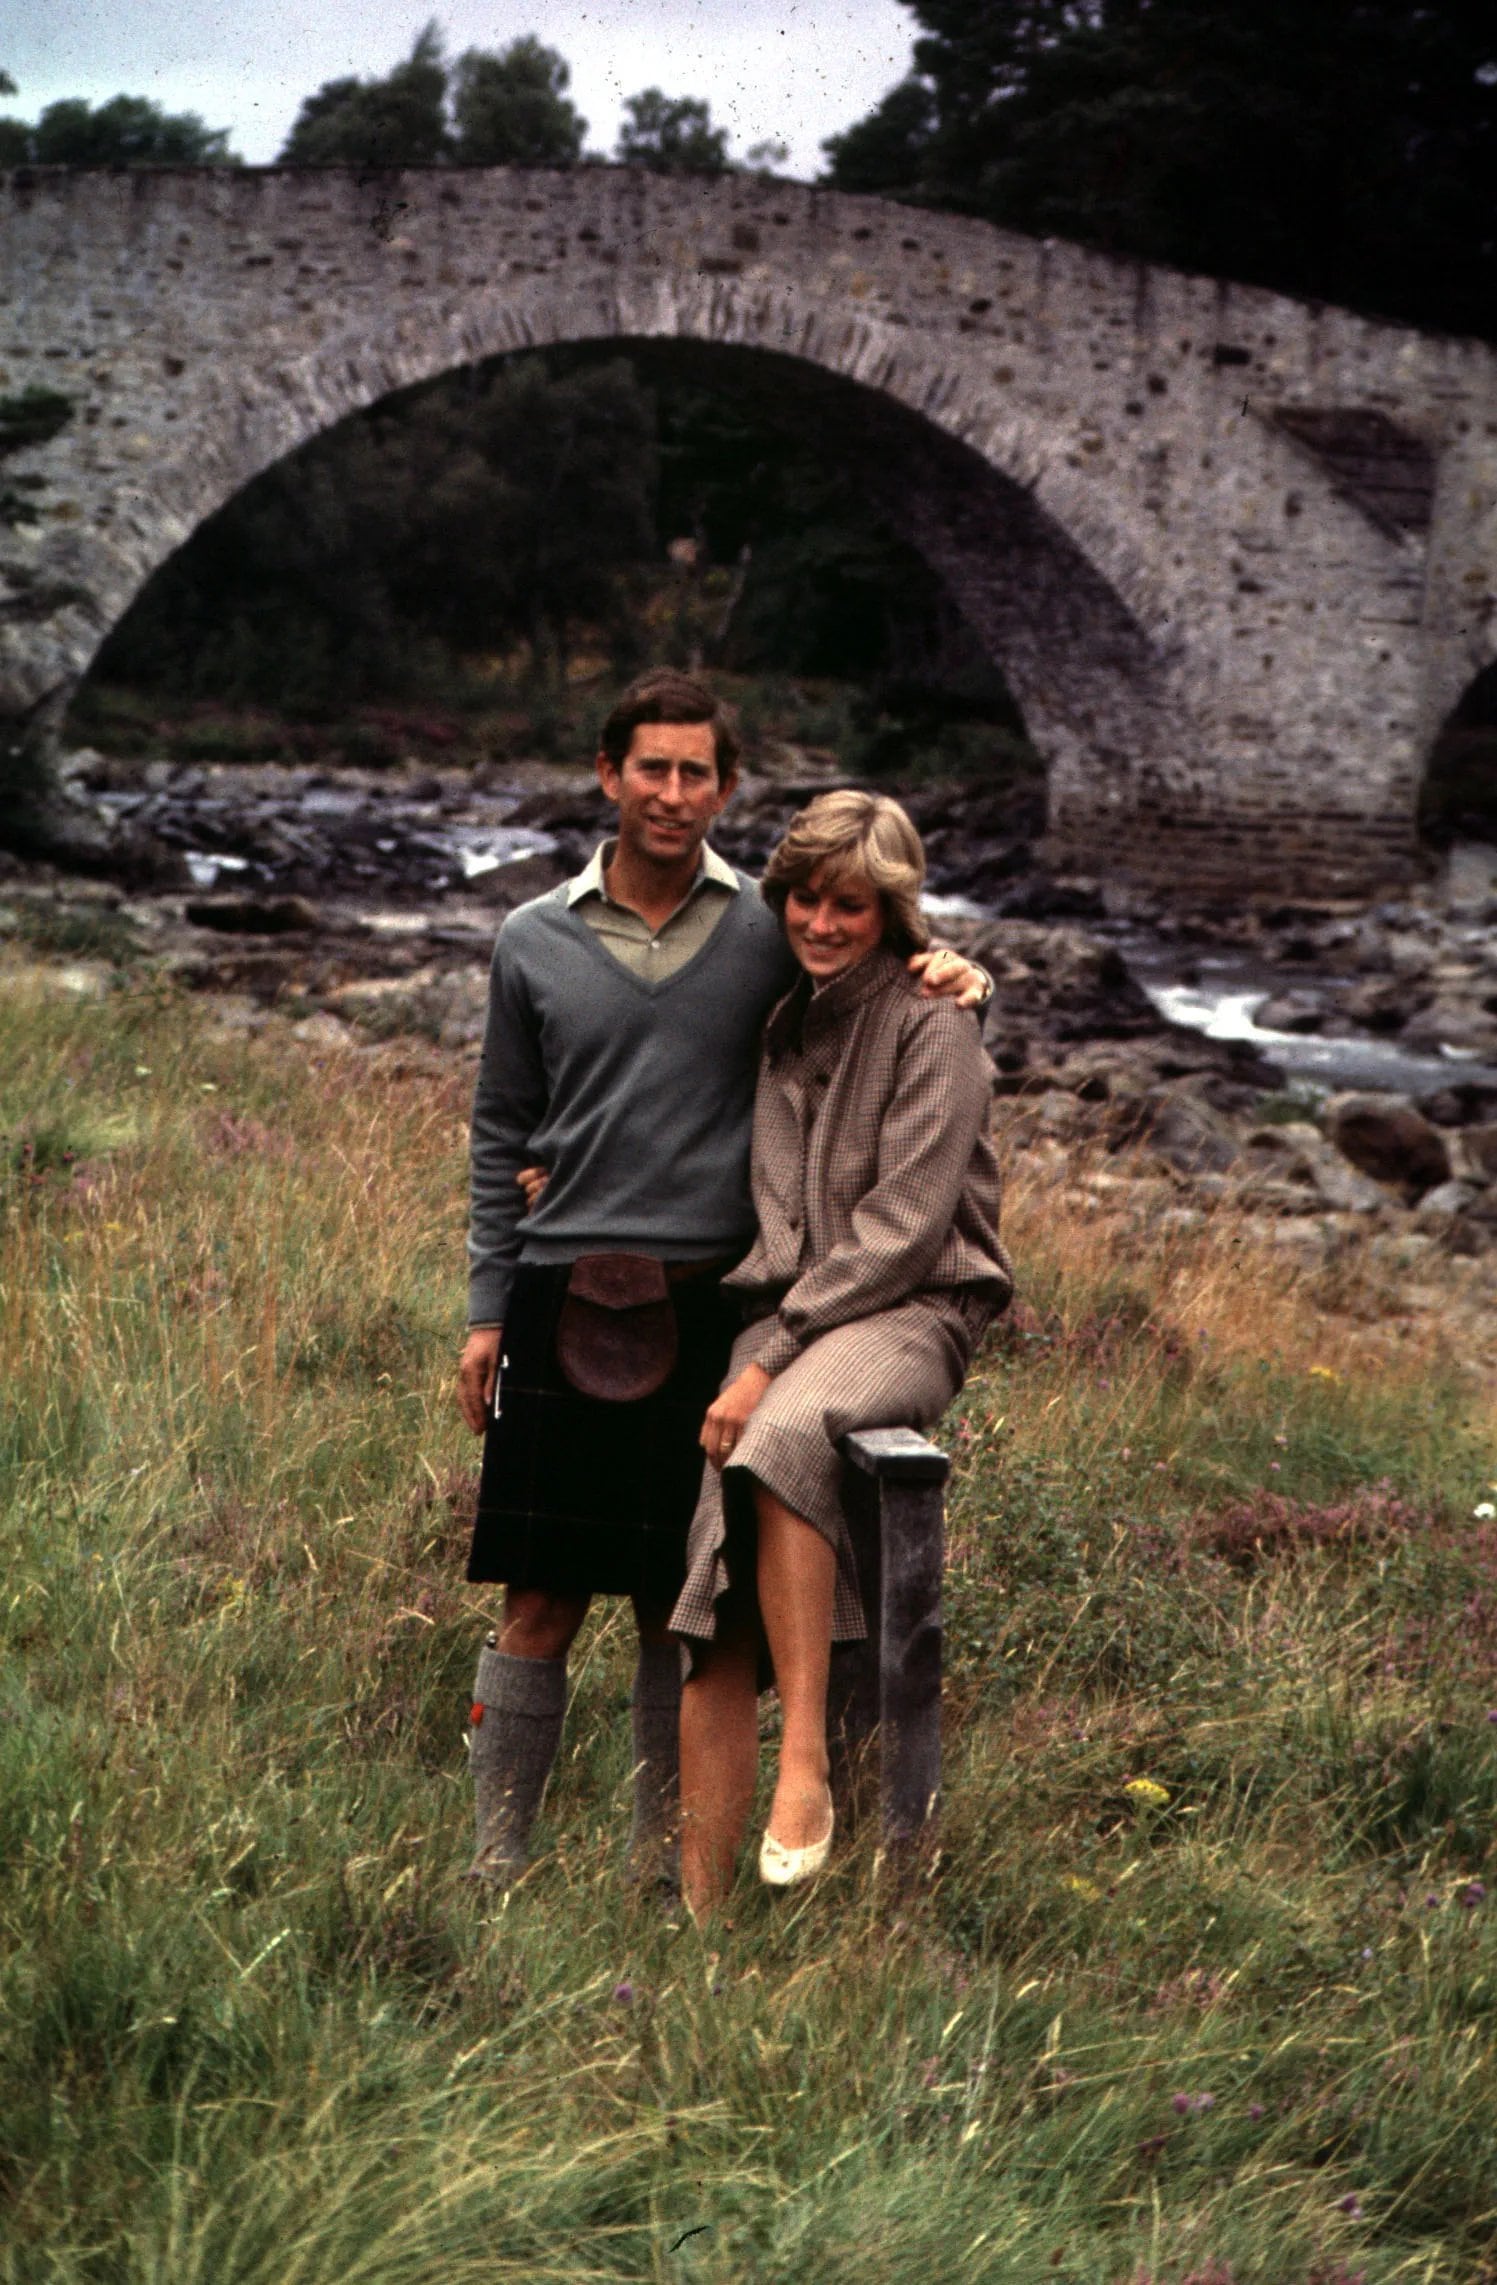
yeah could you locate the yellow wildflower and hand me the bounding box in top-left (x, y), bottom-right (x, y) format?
top-left (1124, 1778), bottom-right (1171, 1808)
top-left (1062, 1875), bottom-right (1102, 1901)
top-left (1307, 1364), bottom-right (1340, 1382)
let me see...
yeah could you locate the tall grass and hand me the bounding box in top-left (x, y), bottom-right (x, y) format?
top-left (3, 965), bottom-right (1495, 2282)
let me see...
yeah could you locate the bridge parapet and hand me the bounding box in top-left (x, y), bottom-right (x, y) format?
top-left (4, 165), bottom-right (1496, 893)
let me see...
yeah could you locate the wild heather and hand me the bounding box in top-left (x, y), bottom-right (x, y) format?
top-left (2, 966), bottom-right (1495, 2283)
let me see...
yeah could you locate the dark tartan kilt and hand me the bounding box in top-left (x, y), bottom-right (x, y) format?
top-left (467, 1262), bottom-right (743, 1605)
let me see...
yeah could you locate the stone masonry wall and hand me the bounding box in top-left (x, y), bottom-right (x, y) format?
top-left (3, 164), bottom-right (1495, 893)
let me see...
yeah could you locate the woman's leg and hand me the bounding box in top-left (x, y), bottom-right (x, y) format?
top-left (679, 1599), bottom-right (760, 1917)
top-left (755, 1486), bottom-right (837, 1851)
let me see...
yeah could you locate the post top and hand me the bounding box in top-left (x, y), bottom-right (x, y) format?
top-left (840, 1426), bottom-right (951, 1484)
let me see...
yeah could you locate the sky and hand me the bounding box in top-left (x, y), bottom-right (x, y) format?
top-left (2, 0), bottom-right (920, 175)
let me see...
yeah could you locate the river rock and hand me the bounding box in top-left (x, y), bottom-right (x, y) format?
top-left (1323, 1092), bottom-right (1452, 1197)
top-left (185, 893), bottom-right (323, 935)
top-left (1452, 1124), bottom-right (1497, 1184)
top-left (1238, 1123), bottom-right (1387, 1212)
top-left (1399, 999), bottom-right (1497, 1058)
top-left (1255, 988), bottom-right (1327, 1033)
top-left (968, 919), bottom-right (1172, 1049)
top-left (1132, 1087), bottom-right (1242, 1176)
top-left (1338, 974), bottom-right (1427, 1032)
top-left (1412, 1180), bottom-right (1482, 1228)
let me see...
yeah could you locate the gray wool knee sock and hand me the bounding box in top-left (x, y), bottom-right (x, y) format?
top-left (465, 1637), bottom-right (567, 1883)
top-left (627, 1636), bottom-right (682, 1885)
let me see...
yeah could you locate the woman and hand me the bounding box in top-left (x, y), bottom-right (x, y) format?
top-left (670, 790), bottom-right (1012, 1916)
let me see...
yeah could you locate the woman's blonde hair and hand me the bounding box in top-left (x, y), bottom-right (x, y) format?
top-left (760, 789), bottom-right (930, 954)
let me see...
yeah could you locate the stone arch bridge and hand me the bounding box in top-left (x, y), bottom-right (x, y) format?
top-left (3, 163), bottom-right (1495, 894)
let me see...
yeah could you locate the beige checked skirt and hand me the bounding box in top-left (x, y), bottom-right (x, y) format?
top-left (668, 1293), bottom-right (988, 1672)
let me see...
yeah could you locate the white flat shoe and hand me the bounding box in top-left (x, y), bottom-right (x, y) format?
top-left (758, 1804), bottom-right (835, 1887)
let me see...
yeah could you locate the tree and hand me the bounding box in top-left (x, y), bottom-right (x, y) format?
top-left (823, 1), bottom-right (1497, 341)
top-left (450, 37), bottom-right (585, 166)
top-left (616, 89), bottom-right (729, 174)
top-left (279, 22), bottom-right (449, 166)
top-left (2, 92), bottom-right (237, 164)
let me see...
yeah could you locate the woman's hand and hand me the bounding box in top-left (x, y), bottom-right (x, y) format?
top-left (701, 1363), bottom-right (772, 1470)
top-left (907, 946), bottom-right (990, 1008)
top-left (516, 1164), bottom-right (548, 1210)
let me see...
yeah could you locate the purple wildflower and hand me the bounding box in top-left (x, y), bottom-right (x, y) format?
top-left (1461, 1881), bottom-right (1486, 1910)
top-left (612, 1980), bottom-right (634, 2005)
top-left (1247, 2103), bottom-right (1265, 2121)
top-left (1337, 2193), bottom-right (1363, 2219)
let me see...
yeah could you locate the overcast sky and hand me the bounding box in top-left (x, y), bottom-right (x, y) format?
top-left (3, 0), bottom-right (920, 175)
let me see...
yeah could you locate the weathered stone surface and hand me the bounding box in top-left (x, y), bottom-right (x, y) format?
top-left (1324, 1091), bottom-right (1452, 1196)
top-left (4, 166), bottom-right (1496, 896)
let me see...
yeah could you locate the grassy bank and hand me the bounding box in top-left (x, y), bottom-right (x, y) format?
top-left (2, 966), bottom-right (1495, 2283)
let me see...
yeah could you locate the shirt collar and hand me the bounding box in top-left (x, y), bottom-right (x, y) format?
top-left (566, 838), bottom-right (740, 907)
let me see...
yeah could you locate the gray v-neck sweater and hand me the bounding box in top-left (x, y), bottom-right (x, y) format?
top-left (467, 875), bottom-right (795, 1324)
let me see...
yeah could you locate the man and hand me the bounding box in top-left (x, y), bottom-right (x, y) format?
top-left (455, 669), bottom-right (986, 1887)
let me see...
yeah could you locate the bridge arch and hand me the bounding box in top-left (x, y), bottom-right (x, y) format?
top-left (5, 164), bottom-right (1496, 891)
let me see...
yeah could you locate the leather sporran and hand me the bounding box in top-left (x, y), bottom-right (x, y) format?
top-left (556, 1253), bottom-right (678, 1403)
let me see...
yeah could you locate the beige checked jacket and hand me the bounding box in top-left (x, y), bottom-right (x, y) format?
top-left (669, 944), bottom-right (1012, 1654)
top-left (725, 943), bottom-right (1013, 1365)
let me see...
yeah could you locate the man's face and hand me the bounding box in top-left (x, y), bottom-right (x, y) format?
top-left (596, 721), bottom-right (736, 869)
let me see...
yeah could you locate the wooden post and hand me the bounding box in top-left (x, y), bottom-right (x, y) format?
top-left (830, 1426), bottom-right (949, 1851)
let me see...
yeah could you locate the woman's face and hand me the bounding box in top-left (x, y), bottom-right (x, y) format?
top-left (783, 864), bottom-right (886, 981)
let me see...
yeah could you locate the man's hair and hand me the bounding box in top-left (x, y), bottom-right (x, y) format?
top-left (598, 669), bottom-right (742, 781)
top-left (761, 789), bottom-right (931, 955)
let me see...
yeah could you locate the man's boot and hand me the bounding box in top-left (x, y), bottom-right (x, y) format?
top-left (626, 1635), bottom-right (682, 1891)
top-left (465, 1634), bottom-right (567, 1884)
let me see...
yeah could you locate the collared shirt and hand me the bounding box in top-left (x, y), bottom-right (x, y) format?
top-left (567, 838), bottom-right (739, 981)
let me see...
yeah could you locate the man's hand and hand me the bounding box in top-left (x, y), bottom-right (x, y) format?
top-left (701, 1362), bottom-right (772, 1470)
top-left (458, 1325), bottom-right (503, 1436)
top-left (908, 946), bottom-right (989, 1008)
top-left (517, 1164), bottom-right (548, 1211)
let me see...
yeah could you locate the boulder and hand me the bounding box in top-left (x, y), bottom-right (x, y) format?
top-left (186, 893), bottom-right (323, 935)
top-left (1412, 1180), bottom-right (1481, 1229)
top-left (1399, 999), bottom-right (1497, 1058)
top-left (1238, 1123), bottom-right (1386, 1213)
top-left (1452, 1123), bottom-right (1497, 1185)
top-left (1255, 988), bottom-right (1327, 1034)
top-left (1134, 1087), bottom-right (1241, 1177)
top-left (1323, 1092), bottom-right (1452, 1198)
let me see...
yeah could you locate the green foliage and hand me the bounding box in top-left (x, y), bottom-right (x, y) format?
top-left (824, 0), bottom-right (1497, 342)
top-left (616, 88), bottom-right (729, 174)
top-left (89, 355), bottom-right (1029, 751)
top-left (92, 357), bottom-right (657, 705)
top-left (0, 385), bottom-right (72, 458)
top-left (450, 38), bottom-right (586, 167)
top-left (4, 92), bottom-right (238, 165)
top-left (280, 21), bottom-right (450, 167)
top-left (279, 25), bottom-right (587, 170)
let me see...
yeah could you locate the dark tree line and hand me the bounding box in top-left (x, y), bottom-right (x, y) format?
top-left (824, 0), bottom-right (1497, 341)
top-left (0, 28), bottom-right (729, 177)
top-left (93, 352), bottom-right (1004, 737)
